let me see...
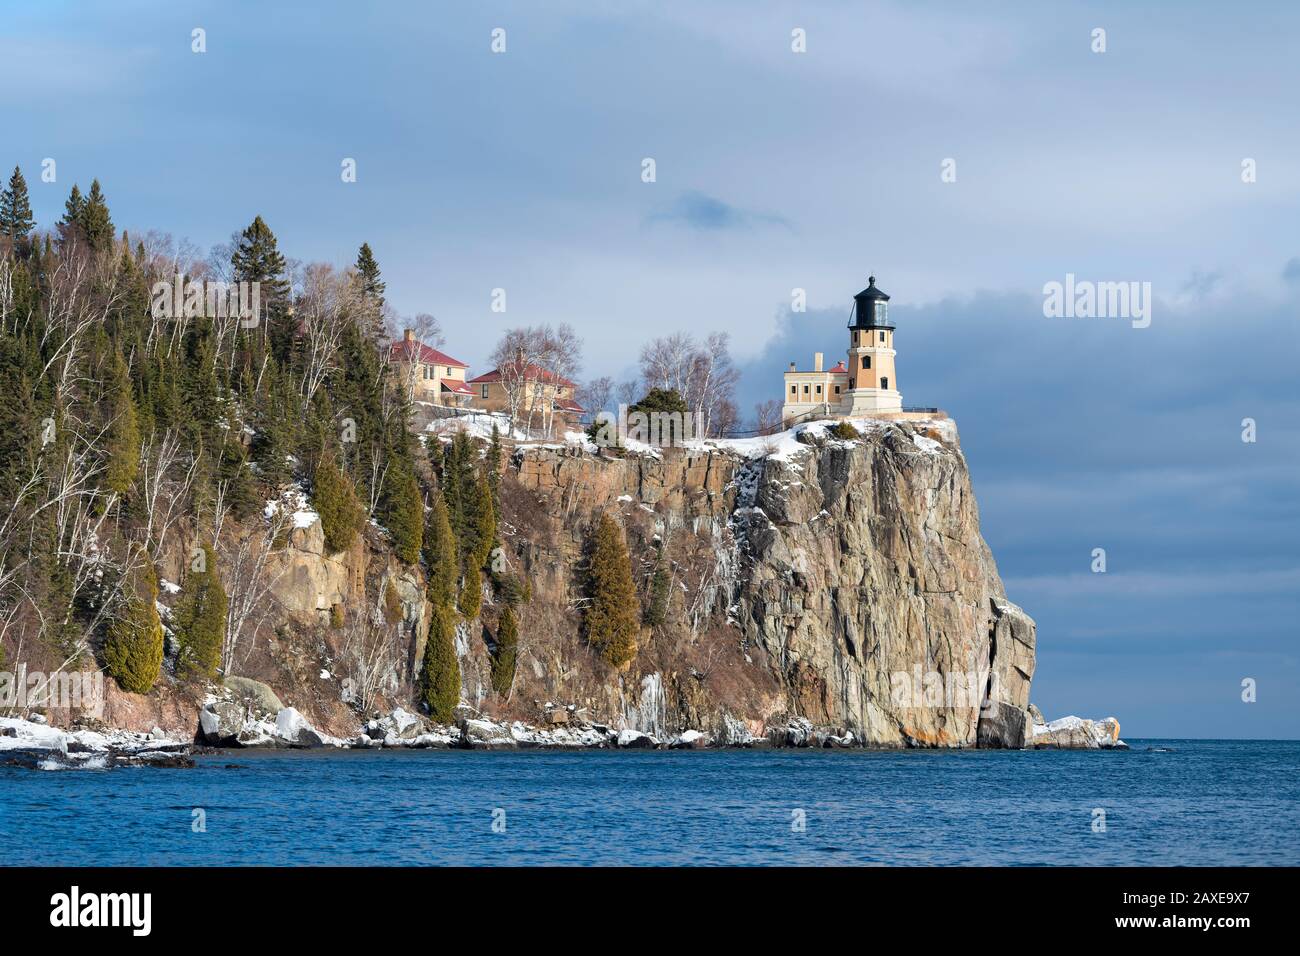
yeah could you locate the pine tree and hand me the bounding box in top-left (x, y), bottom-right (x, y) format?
top-left (103, 566), bottom-right (164, 694)
top-left (487, 424), bottom-right (503, 499)
top-left (231, 215), bottom-right (290, 303)
top-left (472, 470), bottom-right (496, 568)
top-left (491, 604), bottom-right (518, 698)
top-left (584, 514), bottom-right (641, 668)
top-left (173, 547), bottom-right (227, 679)
top-left (0, 166), bottom-right (35, 247)
top-left (57, 184), bottom-right (85, 245)
top-left (355, 242), bottom-right (385, 304)
top-left (420, 603), bottom-right (460, 723)
top-left (311, 452), bottom-right (365, 553)
top-left (79, 179), bottom-right (114, 251)
top-left (423, 491), bottom-right (458, 608)
top-left (457, 562), bottom-right (482, 618)
top-left (381, 463), bottom-right (423, 562)
top-left (644, 561), bottom-right (671, 627)
top-left (103, 348), bottom-right (141, 497)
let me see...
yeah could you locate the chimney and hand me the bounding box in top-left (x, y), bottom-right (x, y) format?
top-left (814, 352), bottom-right (824, 372)
top-left (788, 362), bottom-right (797, 372)
top-left (403, 328), bottom-right (415, 343)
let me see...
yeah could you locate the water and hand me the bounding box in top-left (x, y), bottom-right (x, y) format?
top-left (2, 740), bottom-right (1296, 865)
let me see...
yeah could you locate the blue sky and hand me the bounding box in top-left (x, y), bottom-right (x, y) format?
top-left (4, 1), bottom-right (1297, 737)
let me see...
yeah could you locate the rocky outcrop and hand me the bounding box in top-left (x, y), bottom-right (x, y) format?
top-left (1027, 713), bottom-right (1126, 749)
top-left (505, 418), bottom-right (1037, 748)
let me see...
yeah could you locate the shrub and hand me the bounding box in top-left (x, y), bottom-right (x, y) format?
top-left (491, 604), bottom-right (518, 698)
top-left (420, 604), bottom-right (460, 722)
top-left (583, 514), bottom-right (640, 668)
top-left (828, 420), bottom-right (860, 440)
top-left (103, 566), bottom-right (164, 694)
top-left (173, 546), bottom-right (226, 679)
top-left (312, 453), bottom-right (365, 553)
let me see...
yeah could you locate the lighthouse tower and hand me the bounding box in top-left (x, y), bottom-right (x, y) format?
top-left (844, 276), bottom-right (902, 414)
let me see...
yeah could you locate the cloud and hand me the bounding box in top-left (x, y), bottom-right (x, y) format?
top-left (645, 191), bottom-right (792, 233)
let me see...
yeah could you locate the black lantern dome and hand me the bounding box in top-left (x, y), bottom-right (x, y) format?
top-left (849, 275), bottom-right (892, 330)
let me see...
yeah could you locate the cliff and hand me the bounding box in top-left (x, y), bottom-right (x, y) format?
top-left (493, 416), bottom-right (1035, 748)
top-left (82, 415), bottom-right (1037, 749)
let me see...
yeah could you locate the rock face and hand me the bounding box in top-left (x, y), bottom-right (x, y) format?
top-left (503, 418), bottom-right (1038, 748)
top-left (1027, 715), bottom-right (1126, 749)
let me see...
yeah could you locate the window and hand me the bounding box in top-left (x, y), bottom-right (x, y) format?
top-left (815, 384), bottom-right (822, 395)
top-left (879, 330), bottom-right (886, 342)
top-left (803, 384), bottom-right (810, 395)
top-left (881, 377), bottom-right (889, 390)
top-left (862, 356), bottom-right (870, 369)
top-left (481, 384), bottom-right (489, 398)
top-left (834, 385), bottom-right (841, 395)
top-left (446, 367), bottom-right (453, 375)
top-left (875, 301), bottom-right (887, 323)
top-left (790, 384), bottom-right (797, 396)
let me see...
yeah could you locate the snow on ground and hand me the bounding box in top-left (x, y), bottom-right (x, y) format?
top-left (424, 411), bottom-right (523, 442)
top-left (264, 485), bottom-right (319, 529)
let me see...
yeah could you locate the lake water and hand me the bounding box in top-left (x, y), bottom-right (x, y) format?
top-left (2, 740), bottom-right (1296, 865)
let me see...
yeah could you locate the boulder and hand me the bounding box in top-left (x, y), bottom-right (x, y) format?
top-left (197, 700), bottom-right (246, 746)
top-left (223, 677), bottom-right (284, 717)
top-left (458, 718), bottom-right (517, 750)
top-left (616, 729), bottom-right (658, 748)
top-left (273, 707), bottom-right (331, 747)
top-left (1027, 715), bottom-right (1126, 749)
top-left (669, 729), bottom-right (709, 749)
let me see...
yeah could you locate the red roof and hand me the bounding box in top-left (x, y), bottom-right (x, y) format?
top-left (555, 398), bottom-right (585, 413)
top-left (829, 362), bottom-right (847, 372)
top-left (441, 379), bottom-right (474, 396)
top-left (390, 338), bottom-right (468, 369)
top-left (468, 361), bottom-right (577, 389)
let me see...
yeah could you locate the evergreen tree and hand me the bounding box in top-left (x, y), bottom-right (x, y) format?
top-left (0, 166), bottom-right (35, 247)
top-left (472, 470), bottom-right (496, 568)
top-left (487, 424), bottom-right (503, 499)
top-left (173, 547), bottom-right (227, 679)
top-left (644, 561), bottom-right (671, 627)
top-left (457, 562), bottom-right (482, 618)
top-left (491, 604), bottom-right (518, 698)
top-left (230, 215), bottom-right (290, 302)
top-left (583, 514), bottom-right (640, 668)
top-left (381, 463), bottom-right (423, 562)
top-left (79, 179), bottom-right (114, 250)
top-left (420, 604), bottom-right (460, 723)
top-left (355, 242), bottom-right (385, 305)
top-left (311, 452), bottom-right (365, 553)
top-left (57, 184), bottom-right (85, 245)
top-left (102, 566), bottom-right (164, 694)
top-left (103, 348), bottom-right (141, 497)
top-left (423, 491), bottom-right (458, 608)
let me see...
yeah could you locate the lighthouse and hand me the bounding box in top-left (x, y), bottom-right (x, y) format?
top-left (844, 276), bottom-right (902, 414)
top-left (780, 276), bottom-right (906, 426)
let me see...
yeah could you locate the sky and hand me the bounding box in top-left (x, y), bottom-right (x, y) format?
top-left (3, 1), bottom-right (1297, 737)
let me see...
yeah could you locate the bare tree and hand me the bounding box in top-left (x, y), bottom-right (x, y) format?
top-left (338, 612), bottom-right (399, 715)
top-left (298, 263), bottom-right (361, 407)
top-left (754, 399), bottom-right (782, 434)
top-left (579, 375), bottom-right (614, 419)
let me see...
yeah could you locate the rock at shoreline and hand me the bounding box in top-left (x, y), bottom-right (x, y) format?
top-left (458, 718), bottom-right (517, 749)
top-left (1027, 714), bottom-right (1126, 750)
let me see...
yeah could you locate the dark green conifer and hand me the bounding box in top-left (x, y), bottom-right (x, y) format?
top-left (312, 452), bottom-right (365, 553)
top-left (102, 566), bottom-right (164, 694)
top-left (491, 604), bottom-right (518, 698)
top-left (173, 546), bottom-right (227, 679)
top-left (79, 179), bottom-right (114, 250)
top-left (0, 166), bottom-right (35, 247)
top-left (584, 514), bottom-right (640, 668)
